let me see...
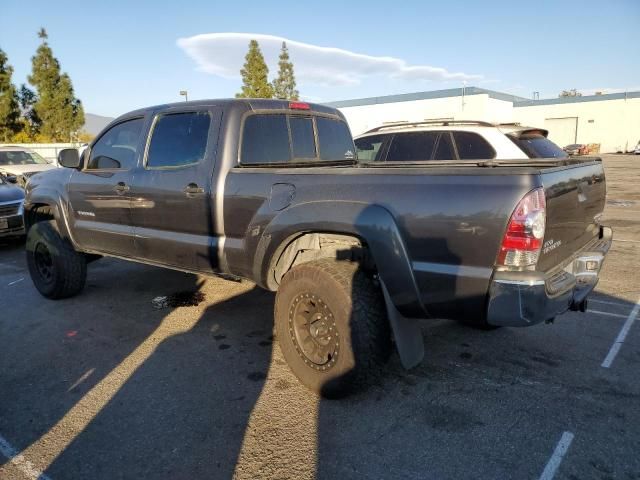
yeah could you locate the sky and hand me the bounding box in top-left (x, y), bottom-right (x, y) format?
top-left (1, 0), bottom-right (638, 118)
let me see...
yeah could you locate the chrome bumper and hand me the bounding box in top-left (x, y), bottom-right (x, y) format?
top-left (487, 226), bottom-right (612, 327)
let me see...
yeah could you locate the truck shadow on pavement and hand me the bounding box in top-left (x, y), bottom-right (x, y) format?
top-left (38, 274), bottom-right (275, 479)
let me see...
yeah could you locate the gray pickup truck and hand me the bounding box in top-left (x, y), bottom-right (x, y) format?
top-left (23, 99), bottom-right (612, 397)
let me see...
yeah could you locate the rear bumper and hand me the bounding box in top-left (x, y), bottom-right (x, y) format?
top-left (487, 226), bottom-right (612, 327)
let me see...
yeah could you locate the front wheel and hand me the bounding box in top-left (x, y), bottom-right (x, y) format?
top-left (274, 259), bottom-right (391, 398)
top-left (26, 220), bottom-right (87, 299)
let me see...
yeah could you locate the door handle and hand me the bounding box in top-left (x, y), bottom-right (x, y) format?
top-left (183, 183), bottom-right (205, 195)
top-left (114, 182), bottom-right (130, 194)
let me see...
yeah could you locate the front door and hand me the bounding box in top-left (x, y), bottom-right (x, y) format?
top-left (129, 107), bottom-right (221, 272)
top-left (67, 117), bottom-right (146, 255)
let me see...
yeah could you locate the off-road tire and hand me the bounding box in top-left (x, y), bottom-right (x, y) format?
top-left (275, 259), bottom-right (391, 398)
top-left (26, 220), bottom-right (87, 299)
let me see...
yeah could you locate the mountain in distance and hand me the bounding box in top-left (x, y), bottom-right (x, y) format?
top-left (83, 113), bottom-right (114, 135)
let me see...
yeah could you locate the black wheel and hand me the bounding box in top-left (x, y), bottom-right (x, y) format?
top-left (275, 259), bottom-right (391, 398)
top-left (26, 220), bottom-right (87, 299)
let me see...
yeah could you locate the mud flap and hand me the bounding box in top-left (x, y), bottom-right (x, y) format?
top-left (381, 281), bottom-right (424, 369)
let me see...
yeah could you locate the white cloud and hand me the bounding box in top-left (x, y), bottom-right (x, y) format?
top-left (177, 33), bottom-right (482, 87)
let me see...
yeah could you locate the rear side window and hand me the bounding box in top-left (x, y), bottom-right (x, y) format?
top-left (386, 132), bottom-right (438, 161)
top-left (355, 134), bottom-right (385, 161)
top-left (241, 114), bottom-right (291, 164)
top-left (316, 117), bottom-right (355, 161)
top-left (240, 113), bottom-right (354, 165)
top-left (452, 131), bottom-right (495, 159)
top-left (147, 112), bottom-right (211, 168)
top-left (87, 118), bottom-right (144, 169)
top-left (509, 134), bottom-right (568, 158)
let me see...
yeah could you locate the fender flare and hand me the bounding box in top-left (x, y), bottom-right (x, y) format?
top-left (24, 191), bottom-right (74, 243)
top-left (256, 201), bottom-right (426, 369)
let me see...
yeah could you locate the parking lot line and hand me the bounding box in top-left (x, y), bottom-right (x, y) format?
top-left (601, 296), bottom-right (640, 368)
top-left (590, 298), bottom-right (632, 307)
top-left (538, 431), bottom-right (575, 480)
top-left (587, 309), bottom-right (630, 319)
top-left (0, 433), bottom-right (52, 480)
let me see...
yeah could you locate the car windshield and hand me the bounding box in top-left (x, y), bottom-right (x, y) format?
top-left (509, 134), bottom-right (568, 158)
top-left (0, 150), bottom-right (48, 166)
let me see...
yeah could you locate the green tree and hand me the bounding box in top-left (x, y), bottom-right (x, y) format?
top-left (28, 28), bottom-right (85, 141)
top-left (236, 40), bottom-right (274, 99)
top-left (272, 42), bottom-right (299, 100)
top-left (0, 48), bottom-right (22, 142)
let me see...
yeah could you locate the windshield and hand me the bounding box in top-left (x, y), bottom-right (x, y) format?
top-left (0, 150), bottom-right (48, 166)
top-left (509, 134), bottom-right (568, 159)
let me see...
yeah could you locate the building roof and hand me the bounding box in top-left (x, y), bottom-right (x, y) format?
top-left (325, 87), bottom-right (640, 109)
top-left (324, 87), bottom-right (529, 108)
top-left (513, 90), bottom-right (640, 107)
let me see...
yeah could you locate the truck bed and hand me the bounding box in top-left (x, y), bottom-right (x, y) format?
top-left (224, 157), bottom-right (605, 322)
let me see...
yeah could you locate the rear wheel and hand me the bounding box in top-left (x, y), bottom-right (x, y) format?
top-left (274, 259), bottom-right (391, 398)
top-left (26, 220), bottom-right (87, 299)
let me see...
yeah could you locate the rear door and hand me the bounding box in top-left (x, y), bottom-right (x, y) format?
top-left (129, 107), bottom-right (222, 272)
top-left (67, 117), bottom-right (145, 255)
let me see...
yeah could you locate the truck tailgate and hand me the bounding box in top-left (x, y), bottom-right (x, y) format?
top-left (538, 160), bottom-right (606, 271)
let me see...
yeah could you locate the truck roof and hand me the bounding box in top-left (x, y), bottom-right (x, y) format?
top-left (117, 98), bottom-right (341, 121)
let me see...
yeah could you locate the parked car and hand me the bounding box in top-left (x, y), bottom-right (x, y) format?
top-left (0, 173), bottom-right (25, 238)
top-left (354, 120), bottom-right (568, 161)
top-left (0, 146), bottom-right (56, 187)
top-left (563, 143), bottom-right (589, 156)
top-left (23, 100), bottom-right (611, 397)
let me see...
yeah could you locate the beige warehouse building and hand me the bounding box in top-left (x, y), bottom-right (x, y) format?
top-left (327, 87), bottom-right (640, 153)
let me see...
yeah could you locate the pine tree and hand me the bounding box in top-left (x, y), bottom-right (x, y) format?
top-left (0, 48), bottom-right (22, 141)
top-left (272, 42), bottom-right (299, 100)
top-left (236, 40), bottom-right (274, 99)
top-left (28, 28), bottom-right (85, 141)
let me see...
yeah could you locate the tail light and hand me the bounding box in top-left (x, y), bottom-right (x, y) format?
top-left (497, 187), bottom-right (546, 268)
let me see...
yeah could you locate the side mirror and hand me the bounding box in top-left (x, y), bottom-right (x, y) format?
top-left (6, 175), bottom-right (18, 184)
top-left (58, 148), bottom-right (81, 169)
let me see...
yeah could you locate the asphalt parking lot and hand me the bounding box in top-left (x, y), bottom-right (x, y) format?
top-left (0, 154), bottom-right (639, 480)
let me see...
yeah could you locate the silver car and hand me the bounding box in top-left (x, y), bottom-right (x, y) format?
top-left (0, 146), bottom-right (56, 187)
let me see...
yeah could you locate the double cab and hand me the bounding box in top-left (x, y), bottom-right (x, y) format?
top-left (23, 99), bottom-right (611, 397)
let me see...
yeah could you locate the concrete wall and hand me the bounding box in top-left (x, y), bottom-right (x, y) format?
top-left (339, 93), bottom-right (513, 136)
top-left (513, 97), bottom-right (640, 153)
top-left (334, 89), bottom-right (640, 153)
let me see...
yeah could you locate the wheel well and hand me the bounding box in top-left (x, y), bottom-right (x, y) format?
top-left (269, 232), bottom-right (375, 290)
top-left (25, 204), bottom-right (55, 230)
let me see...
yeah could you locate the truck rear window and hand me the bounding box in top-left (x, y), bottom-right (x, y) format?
top-left (241, 113), bottom-right (354, 165)
top-left (509, 134), bottom-right (568, 159)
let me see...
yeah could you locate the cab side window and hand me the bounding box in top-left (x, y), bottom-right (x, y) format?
top-left (146, 112), bottom-right (211, 168)
top-left (87, 118), bottom-right (144, 170)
